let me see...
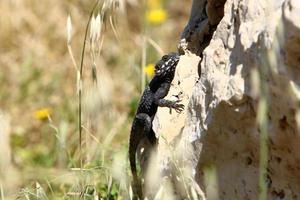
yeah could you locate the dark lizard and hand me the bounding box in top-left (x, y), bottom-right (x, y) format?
top-left (129, 52), bottom-right (184, 199)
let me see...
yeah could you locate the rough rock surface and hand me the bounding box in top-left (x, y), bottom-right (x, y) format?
top-left (154, 0), bottom-right (300, 199)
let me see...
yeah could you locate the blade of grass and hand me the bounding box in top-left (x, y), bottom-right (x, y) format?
top-left (146, 37), bottom-right (164, 56)
top-left (141, 36), bottom-right (146, 92)
top-left (0, 184), bottom-right (4, 200)
top-left (257, 33), bottom-right (270, 200)
top-left (79, 0), bottom-right (99, 169)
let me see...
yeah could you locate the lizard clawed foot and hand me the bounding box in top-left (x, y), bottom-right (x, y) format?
top-left (170, 100), bottom-right (185, 113)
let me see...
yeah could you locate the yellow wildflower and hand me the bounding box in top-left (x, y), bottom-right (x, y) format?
top-left (144, 63), bottom-right (155, 78)
top-left (146, 8), bottom-right (167, 25)
top-left (33, 108), bottom-right (52, 120)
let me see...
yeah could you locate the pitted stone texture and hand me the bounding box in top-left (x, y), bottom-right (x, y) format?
top-left (156, 0), bottom-right (300, 199)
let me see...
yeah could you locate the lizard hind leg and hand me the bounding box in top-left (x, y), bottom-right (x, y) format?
top-left (136, 113), bottom-right (157, 145)
top-left (135, 113), bottom-right (152, 134)
top-left (147, 129), bottom-right (158, 146)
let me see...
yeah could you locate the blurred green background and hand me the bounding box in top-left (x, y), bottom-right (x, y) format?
top-left (0, 0), bottom-right (191, 199)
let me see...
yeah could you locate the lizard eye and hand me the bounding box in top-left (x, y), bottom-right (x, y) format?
top-left (162, 55), bottom-right (169, 61)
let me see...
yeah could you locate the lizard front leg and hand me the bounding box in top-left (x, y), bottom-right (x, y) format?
top-left (156, 99), bottom-right (185, 113)
top-left (154, 82), bottom-right (185, 113)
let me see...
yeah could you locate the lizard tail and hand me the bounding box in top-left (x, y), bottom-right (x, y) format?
top-left (129, 137), bottom-right (143, 199)
top-left (129, 137), bottom-right (138, 182)
top-left (129, 114), bottom-right (151, 199)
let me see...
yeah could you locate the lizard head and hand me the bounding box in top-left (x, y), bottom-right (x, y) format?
top-left (154, 52), bottom-right (180, 77)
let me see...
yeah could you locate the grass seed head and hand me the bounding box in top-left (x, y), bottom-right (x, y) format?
top-left (66, 15), bottom-right (72, 44)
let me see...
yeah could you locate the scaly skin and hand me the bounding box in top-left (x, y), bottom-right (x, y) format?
top-left (129, 52), bottom-right (184, 199)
